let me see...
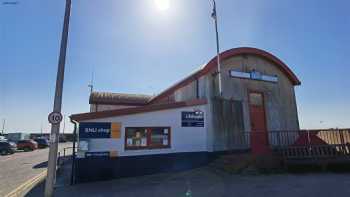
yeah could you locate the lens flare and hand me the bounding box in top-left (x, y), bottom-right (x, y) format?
top-left (154, 0), bottom-right (170, 11)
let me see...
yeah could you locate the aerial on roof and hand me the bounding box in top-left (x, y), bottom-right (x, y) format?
top-left (89, 92), bottom-right (153, 106)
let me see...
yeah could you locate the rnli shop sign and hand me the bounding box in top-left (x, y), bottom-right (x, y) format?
top-left (181, 111), bottom-right (204, 127)
top-left (79, 122), bottom-right (122, 139)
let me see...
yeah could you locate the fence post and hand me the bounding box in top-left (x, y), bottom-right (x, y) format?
top-left (339, 129), bottom-right (345, 154)
top-left (57, 152), bottom-right (61, 167)
top-left (307, 130), bottom-right (312, 159)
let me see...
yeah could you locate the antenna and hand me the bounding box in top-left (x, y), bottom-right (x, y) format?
top-left (88, 71), bottom-right (94, 94)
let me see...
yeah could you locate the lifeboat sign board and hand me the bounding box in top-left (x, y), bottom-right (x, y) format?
top-left (181, 111), bottom-right (204, 127)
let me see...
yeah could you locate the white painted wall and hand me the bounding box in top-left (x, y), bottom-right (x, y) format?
top-left (79, 104), bottom-right (208, 157)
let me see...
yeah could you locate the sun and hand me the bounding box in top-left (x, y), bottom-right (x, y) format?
top-left (154, 0), bottom-right (170, 11)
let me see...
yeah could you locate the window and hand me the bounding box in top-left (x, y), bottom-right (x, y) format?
top-left (125, 127), bottom-right (171, 150)
top-left (249, 92), bottom-right (263, 106)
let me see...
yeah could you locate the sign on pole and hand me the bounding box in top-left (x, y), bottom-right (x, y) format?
top-left (48, 112), bottom-right (63, 125)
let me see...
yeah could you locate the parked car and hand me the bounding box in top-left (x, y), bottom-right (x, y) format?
top-left (34, 138), bottom-right (49, 148)
top-left (16, 140), bottom-right (38, 151)
top-left (0, 141), bottom-right (17, 155)
top-left (0, 136), bottom-right (7, 141)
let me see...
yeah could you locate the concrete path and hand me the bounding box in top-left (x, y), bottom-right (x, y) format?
top-left (27, 166), bottom-right (350, 197)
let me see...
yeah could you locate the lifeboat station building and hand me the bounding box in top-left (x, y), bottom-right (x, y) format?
top-left (70, 47), bottom-right (301, 182)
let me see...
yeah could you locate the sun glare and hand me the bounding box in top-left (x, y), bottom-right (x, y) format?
top-left (154, 0), bottom-right (170, 11)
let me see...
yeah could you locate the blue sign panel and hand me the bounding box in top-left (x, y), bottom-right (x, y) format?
top-left (85, 151), bottom-right (110, 158)
top-left (79, 122), bottom-right (111, 139)
top-left (181, 111), bottom-right (204, 127)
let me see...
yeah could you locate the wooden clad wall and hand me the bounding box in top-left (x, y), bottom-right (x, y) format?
top-left (211, 97), bottom-right (248, 150)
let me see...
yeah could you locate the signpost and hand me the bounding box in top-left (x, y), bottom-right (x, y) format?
top-left (45, 0), bottom-right (71, 196)
top-left (181, 111), bottom-right (205, 127)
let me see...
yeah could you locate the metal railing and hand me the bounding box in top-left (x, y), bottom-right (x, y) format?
top-left (226, 129), bottom-right (350, 160)
top-left (57, 147), bottom-right (75, 166)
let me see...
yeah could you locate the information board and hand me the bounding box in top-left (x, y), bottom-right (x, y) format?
top-left (79, 122), bottom-right (111, 139)
top-left (181, 111), bottom-right (204, 127)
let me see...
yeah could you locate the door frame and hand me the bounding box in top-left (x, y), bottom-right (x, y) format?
top-left (248, 90), bottom-right (269, 146)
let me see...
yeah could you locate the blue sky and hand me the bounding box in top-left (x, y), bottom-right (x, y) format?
top-left (0, 0), bottom-right (349, 133)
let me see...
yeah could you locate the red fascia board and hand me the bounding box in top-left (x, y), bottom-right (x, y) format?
top-left (70, 99), bottom-right (207, 122)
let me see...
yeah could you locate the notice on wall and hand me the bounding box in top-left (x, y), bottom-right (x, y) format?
top-left (164, 129), bottom-right (169, 134)
top-left (127, 138), bottom-right (133, 146)
top-left (79, 140), bottom-right (89, 151)
top-left (141, 138), bottom-right (147, 146)
top-left (163, 139), bottom-right (168, 146)
top-left (181, 111), bottom-right (204, 127)
top-left (85, 151), bottom-right (110, 158)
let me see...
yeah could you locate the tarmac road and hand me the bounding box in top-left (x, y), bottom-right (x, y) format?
top-left (0, 142), bottom-right (72, 196)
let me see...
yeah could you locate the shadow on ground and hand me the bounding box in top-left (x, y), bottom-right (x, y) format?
top-left (33, 161), bottom-right (48, 169)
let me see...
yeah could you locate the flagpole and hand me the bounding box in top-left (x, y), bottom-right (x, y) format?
top-left (211, 0), bottom-right (222, 97)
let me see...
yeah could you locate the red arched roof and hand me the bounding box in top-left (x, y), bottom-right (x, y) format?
top-left (150, 47), bottom-right (300, 104)
top-left (201, 47), bottom-right (300, 85)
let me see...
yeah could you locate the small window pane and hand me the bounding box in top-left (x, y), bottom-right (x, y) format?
top-left (249, 93), bottom-right (263, 106)
top-left (150, 128), bottom-right (169, 146)
top-left (126, 128), bottom-right (147, 148)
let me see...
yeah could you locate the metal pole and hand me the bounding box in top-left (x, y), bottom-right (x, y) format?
top-left (211, 0), bottom-right (222, 97)
top-left (40, 122), bottom-right (43, 135)
top-left (88, 71), bottom-right (94, 94)
top-left (70, 119), bottom-right (77, 185)
top-left (62, 115), bottom-right (66, 134)
top-left (44, 0), bottom-right (71, 196)
top-left (1, 119), bottom-right (5, 135)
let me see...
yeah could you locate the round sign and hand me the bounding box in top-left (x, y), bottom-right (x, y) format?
top-left (48, 112), bottom-right (63, 125)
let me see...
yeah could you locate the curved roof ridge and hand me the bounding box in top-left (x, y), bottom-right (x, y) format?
top-left (149, 47), bottom-right (300, 104)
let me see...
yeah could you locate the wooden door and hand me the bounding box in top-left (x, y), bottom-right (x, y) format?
top-left (249, 92), bottom-right (270, 155)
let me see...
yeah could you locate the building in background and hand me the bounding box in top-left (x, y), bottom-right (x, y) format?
top-left (70, 47), bottom-right (301, 182)
top-left (6, 132), bottom-right (30, 142)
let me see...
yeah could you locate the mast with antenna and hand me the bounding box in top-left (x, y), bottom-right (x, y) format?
top-left (88, 71), bottom-right (94, 94)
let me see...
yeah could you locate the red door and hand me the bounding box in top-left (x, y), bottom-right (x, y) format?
top-left (249, 92), bottom-right (270, 155)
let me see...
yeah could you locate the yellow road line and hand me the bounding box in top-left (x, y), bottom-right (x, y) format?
top-left (5, 170), bottom-right (47, 197)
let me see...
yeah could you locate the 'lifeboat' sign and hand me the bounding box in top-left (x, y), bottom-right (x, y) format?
top-left (181, 111), bottom-right (204, 127)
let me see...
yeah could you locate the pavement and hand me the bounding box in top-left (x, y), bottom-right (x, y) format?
top-left (0, 142), bottom-right (72, 197)
top-left (26, 164), bottom-right (350, 197)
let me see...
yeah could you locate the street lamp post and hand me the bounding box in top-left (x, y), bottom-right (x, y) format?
top-left (210, 0), bottom-right (222, 97)
top-left (44, 0), bottom-right (71, 196)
